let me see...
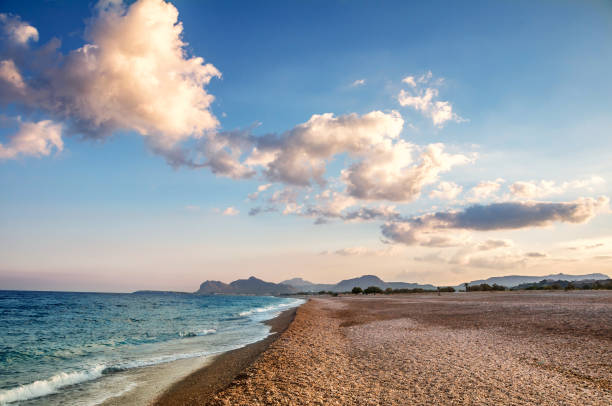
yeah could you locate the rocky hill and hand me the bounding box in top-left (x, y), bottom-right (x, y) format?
top-left (196, 276), bottom-right (297, 295)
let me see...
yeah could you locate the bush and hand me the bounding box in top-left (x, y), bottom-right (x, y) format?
top-left (363, 286), bottom-right (383, 295)
top-left (351, 287), bottom-right (363, 294)
top-left (466, 283), bottom-right (507, 292)
top-left (438, 286), bottom-right (456, 293)
top-left (385, 287), bottom-right (393, 294)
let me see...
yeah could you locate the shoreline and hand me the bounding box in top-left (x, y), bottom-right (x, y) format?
top-left (151, 305), bottom-right (299, 406)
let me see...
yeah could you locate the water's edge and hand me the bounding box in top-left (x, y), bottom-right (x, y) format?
top-left (151, 305), bottom-right (301, 406)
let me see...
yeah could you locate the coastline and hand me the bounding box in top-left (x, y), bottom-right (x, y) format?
top-left (150, 305), bottom-right (299, 406)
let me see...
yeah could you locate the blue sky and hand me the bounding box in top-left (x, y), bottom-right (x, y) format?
top-left (0, 0), bottom-right (611, 291)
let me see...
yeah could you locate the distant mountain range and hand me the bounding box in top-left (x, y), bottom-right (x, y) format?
top-left (136, 272), bottom-right (611, 296)
top-left (195, 274), bottom-right (436, 295)
top-left (461, 273), bottom-right (610, 289)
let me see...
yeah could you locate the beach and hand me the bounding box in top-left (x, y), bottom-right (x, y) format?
top-left (153, 308), bottom-right (297, 406)
top-left (159, 291), bottom-right (611, 405)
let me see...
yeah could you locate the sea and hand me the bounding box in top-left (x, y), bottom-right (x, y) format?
top-left (0, 290), bottom-right (304, 405)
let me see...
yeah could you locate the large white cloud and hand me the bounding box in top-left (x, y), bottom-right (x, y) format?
top-left (0, 0), bottom-right (220, 159)
top-left (342, 142), bottom-right (471, 202)
top-left (252, 110), bottom-right (405, 186)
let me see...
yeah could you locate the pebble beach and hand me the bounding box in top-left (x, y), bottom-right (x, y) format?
top-left (202, 291), bottom-right (612, 405)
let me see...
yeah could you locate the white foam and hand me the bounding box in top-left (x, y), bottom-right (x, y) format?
top-left (239, 299), bottom-right (304, 317)
top-left (178, 328), bottom-right (216, 337)
top-left (87, 382), bottom-right (137, 406)
top-left (0, 365), bottom-right (105, 404)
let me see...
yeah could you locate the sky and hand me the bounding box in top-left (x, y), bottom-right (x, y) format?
top-left (0, 0), bottom-right (611, 292)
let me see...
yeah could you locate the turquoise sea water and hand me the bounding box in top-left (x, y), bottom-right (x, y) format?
top-left (0, 290), bottom-right (303, 405)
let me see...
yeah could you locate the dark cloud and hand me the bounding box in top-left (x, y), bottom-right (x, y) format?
top-left (382, 197), bottom-right (609, 246)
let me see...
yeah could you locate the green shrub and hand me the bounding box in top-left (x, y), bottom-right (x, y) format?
top-left (351, 287), bottom-right (363, 294)
top-left (364, 286), bottom-right (383, 294)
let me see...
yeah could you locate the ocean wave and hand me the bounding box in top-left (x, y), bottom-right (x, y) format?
top-left (0, 364), bottom-right (105, 404)
top-left (239, 299), bottom-right (304, 317)
top-left (0, 347), bottom-right (221, 405)
top-left (178, 328), bottom-right (216, 338)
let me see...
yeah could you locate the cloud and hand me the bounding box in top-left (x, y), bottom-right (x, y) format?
top-left (253, 110), bottom-right (405, 187)
top-left (0, 59), bottom-right (25, 90)
top-left (468, 178), bottom-right (504, 201)
top-left (304, 190), bottom-right (356, 218)
top-left (247, 183), bottom-right (273, 200)
top-left (341, 205), bottom-right (400, 222)
top-left (342, 142), bottom-right (472, 202)
top-left (415, 242), bottom-right (529, 270)
top-left (351, 79), bottom-right (365, 87)
top-left (0, 13), bottom-right (38, 45)
top-left (245, 110), bottom-right (470, 202)
top-left (429, 181), bottom-right (462, 200)
top-left (567, 243), bottom-right (604, 251)
top-left (321, 245), bottom-right (401, 257)
top-left (401, 76), bottom-right (417, 87)
top-left (593, 256), bottom-right (612, 261)
top-left (525, 252), bottom-right (547, 258)
top-left (1, 7), bottom-right (473, 214)
top-left (477, 239), bottom-right (512, 251)
top-left (248, 206), bottom-right (277, 216)
top-left (382, 196), bottom-right (609, 247)
top-left (222, 206), bottom-right (239, 216)
top-left (509, 176), bottom-right (605, 199)
top-left (0, 0), bottom-right (220, 155)
top-left (458, 253), bottom-right (527, 270)
top-left (397, 72), bottom-right (464, 127)
top-left (0, 119), bottom-right (63, 159)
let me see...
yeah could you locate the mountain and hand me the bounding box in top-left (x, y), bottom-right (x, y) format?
top-left (462, 273), bottom-right (610, 289)
top-left (196, 280), bottom-right (236, 295)
top-left (387, 282), bottom-right (438, 290)
top-left (281, 274), bottom-right (436, 292)
top-left (333, 275), bottom-right (436, 291)
top-left (196, 276), bottom-right (297, 295)
top-left (334, 275), bottom-right (387, 291)
top-left (280, 278), bottom-right (334, 292)
top-left (280, 277), bottom-right (314, 287)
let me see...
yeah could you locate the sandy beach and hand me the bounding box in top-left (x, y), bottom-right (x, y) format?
top-left (153, 307), bottom-right (298, 405)
top-left (158, 291), bottom-right (611, 405)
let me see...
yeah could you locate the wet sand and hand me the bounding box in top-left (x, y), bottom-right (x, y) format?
top-left (205, 291), bottom-right (612, 405)
top-left (152, 307), bottom-right (297, 406)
